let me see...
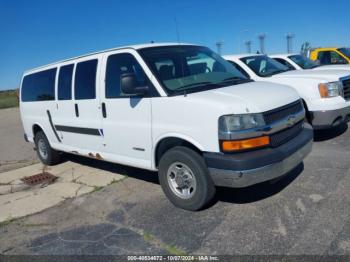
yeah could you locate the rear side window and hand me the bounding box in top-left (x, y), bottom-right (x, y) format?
top-left (58, 64), bottom-right (74, 100)
top-left (21, 68), bottom-right (56, 102)
top-left (105, 53), bottom-right (147, 98)
top-left (75, 60), bottom-right (98, 100)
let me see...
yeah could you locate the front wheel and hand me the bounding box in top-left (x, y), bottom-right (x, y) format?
top-left (158, 146), bottom-right (216, 211)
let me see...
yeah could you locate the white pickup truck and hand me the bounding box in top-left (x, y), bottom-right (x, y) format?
top-left (20, 43), bottom-right (313, 210)
top-left (271, 53), bottom-right (350, 71)
top-left (224, 54), bottom-right (350, 129)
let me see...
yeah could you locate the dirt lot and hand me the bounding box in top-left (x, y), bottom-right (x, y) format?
top-left (0, 108), bottom-right (350, 255)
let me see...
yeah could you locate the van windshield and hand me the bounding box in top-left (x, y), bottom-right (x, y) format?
top-left (288, 54), bottom-right (319, 69)
top-left (139, 45), bottom-right (251, 95)
top-left (240, 55), bottom-right (290, 77)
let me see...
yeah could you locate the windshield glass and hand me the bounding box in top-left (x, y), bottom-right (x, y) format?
top-left (288, 54), bottom-right (319, 69)
top-left (240, 55), bottom-right (290, 77)
top-left (138, 46), bottom-right (250, 95)
top-left (338, 48), bottom-right (350, 59)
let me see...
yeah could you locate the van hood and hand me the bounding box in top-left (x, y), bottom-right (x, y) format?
top-left (272, 69), bottom-right (350, 82)
top-left (314, 65), bottom-right (350, 71)
top-left (188, 81), bottom-right (300, 114)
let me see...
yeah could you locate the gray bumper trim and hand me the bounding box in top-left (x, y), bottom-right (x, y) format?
top-left (208, 140), bottom-right (312, 188)
top-left (311, 106), bottom-right (350, 129)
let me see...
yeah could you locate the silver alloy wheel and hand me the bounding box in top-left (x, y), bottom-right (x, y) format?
top-left (167, 162), bottom-right (197, 199)
top-left (38, 138), bottom-right (48, 160)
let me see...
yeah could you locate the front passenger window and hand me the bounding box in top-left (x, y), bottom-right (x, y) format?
top-left (105, 53), bottom-right (148, 98)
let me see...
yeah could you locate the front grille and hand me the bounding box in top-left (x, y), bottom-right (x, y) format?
top-left (263, 100), bottom-right (303, 125)
top-left (342, 78), bottom-right (350, 101)
top-left (270, 121), bottom-right (304, 147)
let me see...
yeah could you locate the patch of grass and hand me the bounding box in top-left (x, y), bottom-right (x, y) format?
top-left (0, 90), bottom-right (18, 109)
top-left (0, 217), bottom-right (16, 227)
top-left (92, 186), bottom-right (103, 193)
top-left (143, 231), bottom-right (186, 256)
top-left (108, 176), bottom-right (127, 186)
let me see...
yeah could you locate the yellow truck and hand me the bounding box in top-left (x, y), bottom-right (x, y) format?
top-left (310, 47), bottom-right (350, 65)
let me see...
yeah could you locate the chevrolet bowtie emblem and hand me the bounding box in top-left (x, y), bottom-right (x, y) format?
top-left (287, 114), bottom-right (297, 127)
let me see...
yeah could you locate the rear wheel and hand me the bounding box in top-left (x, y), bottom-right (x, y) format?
top-left (34, 131), bottom-right (61, 165)
top-left (158, 146), bottom-right (216, 211)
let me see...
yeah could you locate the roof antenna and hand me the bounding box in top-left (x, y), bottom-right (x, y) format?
top-left (174, 17), bottom-right (181, 44)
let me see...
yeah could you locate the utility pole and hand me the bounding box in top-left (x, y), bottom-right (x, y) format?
top-left (286, 33), bottom-right (295, 53)
top-left (258, 34), bottom-right (266, 54)
top-left (216, 41), bottom-right (224, 55)
top-left (245, 40), bottom-right (252, 53)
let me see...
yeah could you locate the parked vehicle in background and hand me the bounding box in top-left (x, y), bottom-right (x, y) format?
top-left (309, 47), bottom-right (350, 65)
top-left (271, 53), bottom-right (350, 71)
top-left (224, 54), bottom-right (350, 130)
top-left (20, 43), bottom-right (312, 211)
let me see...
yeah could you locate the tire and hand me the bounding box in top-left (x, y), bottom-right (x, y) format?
top-left (34, 131), bottom-right (61, 165)
top-left (158, 146), bottom-right (216, 211)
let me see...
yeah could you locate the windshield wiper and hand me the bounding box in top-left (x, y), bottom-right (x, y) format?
top-left (176, 81), bottom-right (213, 90)
top-left (170, 82), bottom-right (220, 96)
top-left (221, 77), bottom-right (252, 84)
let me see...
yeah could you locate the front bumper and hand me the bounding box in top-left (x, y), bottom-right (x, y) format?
top-left (310, 106), bottom-right (350, 129)
top-left (204, 124), bottom-right (313, 188)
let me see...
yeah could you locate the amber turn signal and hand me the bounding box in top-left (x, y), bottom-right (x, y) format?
top-left (221, 136), bottom-right (270, 152)
top-left (318, 84), bottom-right (329, 98)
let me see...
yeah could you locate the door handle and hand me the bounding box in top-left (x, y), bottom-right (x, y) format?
top-left (75, 103), bottom-right (79, 117)
top-left (102, 103), bottom-right (107, 118)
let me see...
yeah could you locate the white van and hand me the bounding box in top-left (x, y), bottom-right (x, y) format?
top-left (20, 43), bottom-right (313, 210)
top-left (224, 54), bottom-right (350, 129)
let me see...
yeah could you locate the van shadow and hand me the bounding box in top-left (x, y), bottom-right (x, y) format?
top-left (62, 154), bottom-right (159, 185)
top-left (313, 123), bottom-right (348, 142)
top-left (212, 162), bottom-right (304, 205)
top-left (62, 153), bottom-right (303, 207)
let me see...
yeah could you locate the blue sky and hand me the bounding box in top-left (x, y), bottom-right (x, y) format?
top-left (1, 0), bottom-right (349, 90)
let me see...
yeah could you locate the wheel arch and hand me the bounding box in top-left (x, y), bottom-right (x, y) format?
top-left (153, 135), bottom-right (204, 169)
top-left (32, 123), bottom-right (46, 138)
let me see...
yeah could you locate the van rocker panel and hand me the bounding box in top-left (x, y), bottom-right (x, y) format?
top-left (204, 124), bottom-right (313, 188)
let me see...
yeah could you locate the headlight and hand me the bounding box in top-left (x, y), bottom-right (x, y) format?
top-left (219, 113), bottom-right (265, 132)
top-left (318, 81), bottom-right (342, 98)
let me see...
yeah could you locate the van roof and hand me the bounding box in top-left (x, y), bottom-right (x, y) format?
top-left (25, 42), bottom-right (195, 74)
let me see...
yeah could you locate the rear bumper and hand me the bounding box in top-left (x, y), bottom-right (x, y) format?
top-left (310, 106), bottom-right (350, 129)
top-left (204, 124), bottom-right (313, 188)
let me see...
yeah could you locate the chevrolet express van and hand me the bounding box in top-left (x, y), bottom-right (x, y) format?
top-left (20, 43), bottom-right (312, 210)
top-left (224, 54), bottom-right (350, 130)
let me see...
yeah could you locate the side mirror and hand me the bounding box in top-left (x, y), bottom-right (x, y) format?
top-left (120, 73), bottom-right (149, 96)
